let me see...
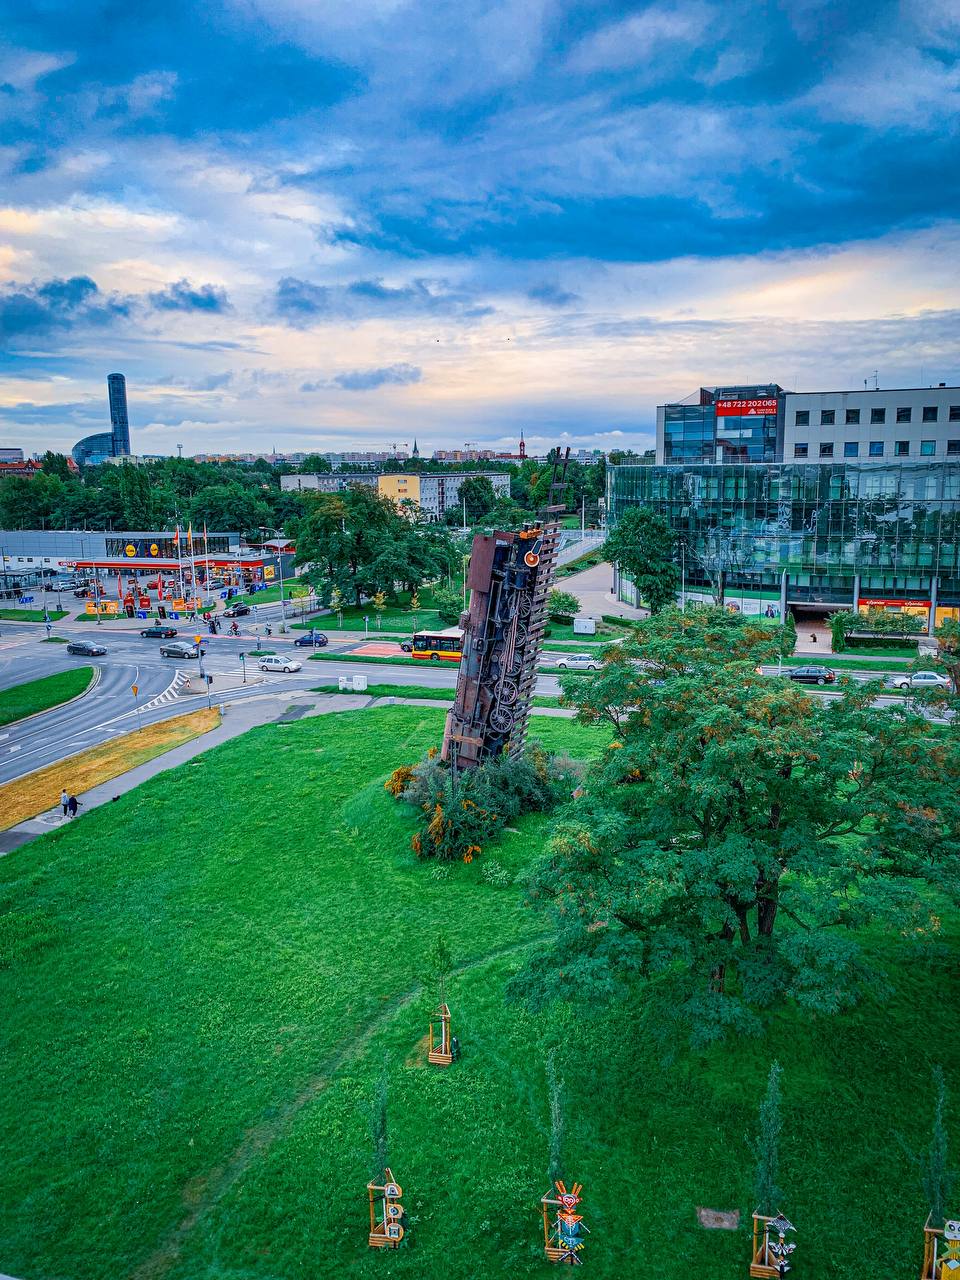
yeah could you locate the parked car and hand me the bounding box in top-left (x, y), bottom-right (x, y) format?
top-left (294, 631), bottom-right (329, 647)
top-left (892, 671), bottom-right (952, 691)
top-left (787, 665), bottom-right (837, 686)
top-left (548, 652), bottom-right (600, 671)
top-left (66, 640), bottom-right (107, 657)
top-left (258, 655), bottom-right (302, 673)
top-left (223, 603), bottom-right (251, 618)
top-left (141, 625), bottom-right (178, 639)
top-left (73, 587), bottom-right (92, 598)
top-left (160, 641), bottom-right (204, 659)
top-left (399, 640), bottom-right (413, 652)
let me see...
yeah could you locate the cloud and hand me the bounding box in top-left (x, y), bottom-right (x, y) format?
top-left (149, 278), bottom-right (231, 312)
top-left (275, 276), bottom-right (492, 324)
top-left (0, 274), bottom-right (130, 340)
top-left (300, 362), bottom-right (423, 391)
top-left (527, 283), bottom-right (579, 308)
top-left (565, 4), bottom-right (706, 75)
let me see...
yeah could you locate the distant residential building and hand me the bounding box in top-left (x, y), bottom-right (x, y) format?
top-left (0, 447), bottom-right (24, 463)
top-left (280, 473), bottom-right (380, 494)
top-left (378, 471), bottom-right (510, 520)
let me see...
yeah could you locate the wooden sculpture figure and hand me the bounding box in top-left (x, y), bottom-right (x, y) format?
top-left (541, 1180), bottom-right (589, 1265)
top-left (367, 1168), bottom-right (404, 1249)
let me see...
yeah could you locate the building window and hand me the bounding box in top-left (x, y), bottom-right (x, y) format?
top-left (820, 409), bottom-right (835, 425)
top-left (819, 442), bottom-right (834, 458)
top-left (794, 410), bottom-right (809, 426)
top-left (868, 441), bottom-right (884, 457)
top-left (896, 406), bottom-right (912, 423)
top-left (843, 441), bottom-right (859, 457)
top-left (895, 440), bottom-right (910, 456)
top-left (920, 440), bottom-right (936, 456)
top-left (922, 405), bottom-right (938, 422)
top-left (950, 405), bottom-right (960, 421)
top-left (947, 440), bottom-right (960, 455)
top-left (794, 443), bottom-right (808, 457)
top-left (871, 407), bottom-right (886, 424)
top-left (845, 408), bottom-right (860, 425)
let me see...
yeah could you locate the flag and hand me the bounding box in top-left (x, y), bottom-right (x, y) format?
top-left (187, 523), bottom-right (193, 548)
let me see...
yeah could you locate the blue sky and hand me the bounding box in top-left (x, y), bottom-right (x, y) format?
top-left (0, 0), bottom-right (958, 456)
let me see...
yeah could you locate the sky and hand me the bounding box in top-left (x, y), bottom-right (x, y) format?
top-left (0, 0), bottom-right (958, 459)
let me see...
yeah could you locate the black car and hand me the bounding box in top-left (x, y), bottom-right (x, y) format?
top-left (223, 603), bottom-right (251, 618)
top-left (787, 664), bottom-right (836, 686)
top-left (140, 625), bottom-right (178, 639)
top-left (293, 631), bottom-right (329, 647)
top-left (66, 640), bottom-right (107, 657)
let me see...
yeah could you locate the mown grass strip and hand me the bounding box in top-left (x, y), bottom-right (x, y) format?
top-left (0, 666), bottom-right (95, 729)
top-left (0, 608), bottom-right (68, 622)
top-left (0, 706), bottom-right (221, 831)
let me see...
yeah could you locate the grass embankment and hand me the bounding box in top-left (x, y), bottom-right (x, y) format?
top-left (783, 654), bottom-right (914, 673)
top-left (310, 651), bottom-right (574, 674)
top-left (0, 667), bottom-right (95, 728)
top-left (0, 706), bottom-right (220, 831)
top-left (0, 705), bottom-right (954, 1279)
top-left (312, 681), bottom-right (564, 708)
top-left (0, 608), bottom-right (68, 622)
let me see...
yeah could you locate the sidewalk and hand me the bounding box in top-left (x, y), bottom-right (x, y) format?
top-left (556, 560), bottom-right (648, 622)
top-left (0, 693), bottom-right (576, 854)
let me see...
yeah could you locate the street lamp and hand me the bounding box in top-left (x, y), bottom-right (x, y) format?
top-left (259, 525), bottom-right (287, 627)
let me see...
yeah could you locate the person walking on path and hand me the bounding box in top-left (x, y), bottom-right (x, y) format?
top-left (67, 795), bottom-right (80, 819)
top-left (60, 788), bottom-right (69, 817)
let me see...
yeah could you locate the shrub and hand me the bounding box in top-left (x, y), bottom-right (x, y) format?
top-left (433, 585), bottom-right (464, 626)
top-left (397, 745), bottom-right (572, 862)
top-left (548, 589), bottom-right (581, 619)
top-left (384, 764), bottom-right (416, 797)
top-left (480, 859), bottom-right (513, 888)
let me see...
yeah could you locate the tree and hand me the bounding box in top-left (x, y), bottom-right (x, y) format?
top-left (919, 1067), bottom-right (956, 1228)
top-left (458, 475), bottom-right (497, 521)
top-left (780, 611), bottom-right (797, 659)
top-left (604, 506), bottom-right (679, 614)
top-left (687, 528), bottom-right (744, 607)
top-left (371, 589), bottom-right (387, 628)
top-left (510, 607), bottom-right (960, 1044)
top-left (300, 453), bottom-right (332, 474)
top-left (119, 463), bottom-right (154, 529)
top-left (548, 589), bottom-right (581, 619)
top-left (750, 1062), bottom-right (784, 1216)
top-left (433, 585), bottom-right (464, 625)
top-left (40, 451), bottom-right (71, 481)
top-left (926, 619), bottom-right (960, 695)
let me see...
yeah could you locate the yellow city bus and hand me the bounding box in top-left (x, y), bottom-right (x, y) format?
top-left (405, 626), bottom-right (464, 662)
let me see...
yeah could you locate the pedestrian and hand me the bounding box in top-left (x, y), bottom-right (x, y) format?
top-left (60, 788), bottom-right (68, 817)
top-left (67, 795), bottom-right (80, 818)
top-left (810, 633), bottom-right (817, 643)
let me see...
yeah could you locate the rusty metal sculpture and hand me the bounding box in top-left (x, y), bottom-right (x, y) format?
top-left (442, 447), bottom-right (570, 771)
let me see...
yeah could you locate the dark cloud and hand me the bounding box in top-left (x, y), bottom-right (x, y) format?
top-left (0, 275), bottom-right (130, 341)
top-left (527, 283), bottom-right (580, 308)
top-left (149, 279), bottom-right (230, 312)
top-left (300, 363), bottom-right (423, 391)
top-left (275, 277), bottom-right (493, 326)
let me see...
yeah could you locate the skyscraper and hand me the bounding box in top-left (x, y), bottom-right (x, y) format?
top-left (107, 373), bottom-right (130, 456)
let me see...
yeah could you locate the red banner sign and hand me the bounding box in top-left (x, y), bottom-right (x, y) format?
top-left (715, 398), bottom-right (779, 417)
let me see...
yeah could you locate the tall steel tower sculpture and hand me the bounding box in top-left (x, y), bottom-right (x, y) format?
top-left (441, 447), bottom-right (570, 772)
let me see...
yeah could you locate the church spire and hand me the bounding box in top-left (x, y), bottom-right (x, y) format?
top-left (412, 437), bottom-right (420, 458)
top-left (519, 428), bottom-right (526, 460)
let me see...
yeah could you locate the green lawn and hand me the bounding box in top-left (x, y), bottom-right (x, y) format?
top-left (0, 608), bottom-right (68, 622)
top-left (0, 666), bottom-right (94, 727)
top-left (312, 682), bottom-right (564, 708)
top-left (0, 706), bottom-right (954, 1280)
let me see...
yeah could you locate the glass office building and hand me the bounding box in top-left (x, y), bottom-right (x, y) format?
top-left (663, 384), bottom-right (784, 464)
top-left (608, 460), bottom-right (960, 621)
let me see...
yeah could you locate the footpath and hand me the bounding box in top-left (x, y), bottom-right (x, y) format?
top-left (0, 693), bottom-right (575, 854)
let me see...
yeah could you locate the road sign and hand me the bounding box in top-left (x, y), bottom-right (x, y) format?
top-left (131, 684), bottom-right (138, 695)
top-left (19, 595), bottom-right (34, 604)
top-left (220, 589), bottom-right (228, 598)
top-left (194, 634), bottom-right (202, 644)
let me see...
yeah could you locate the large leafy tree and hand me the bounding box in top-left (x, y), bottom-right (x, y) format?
top-left (458, 475), bottom-right (497, 520)
top-left (604, 505), bottom-right (680, 614)
top-left (295, 485), bottom-right (455, 604)
top-left (512, 607), bottom-right (960, 1045)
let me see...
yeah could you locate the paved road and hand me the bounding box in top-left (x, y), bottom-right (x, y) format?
top-left (0, 618), bottom-right (565, 784)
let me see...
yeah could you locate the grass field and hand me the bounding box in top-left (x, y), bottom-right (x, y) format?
top-left (0, 666), bottom-right (94, 728)
top-left (0, 705), bottom-right (954, 1280)
top-left (312, 682), bottom-right (564, 708)
top-left (0, 608), bottom-right (68, 622)
top-left (0, 706), bottom-right (220, 830)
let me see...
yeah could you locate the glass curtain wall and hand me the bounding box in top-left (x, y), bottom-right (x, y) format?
top-left (609, 461), bottom-right (960, 605)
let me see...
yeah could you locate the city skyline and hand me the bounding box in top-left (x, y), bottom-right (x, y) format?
top-left (1, 0), bottom-right (959, 457)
